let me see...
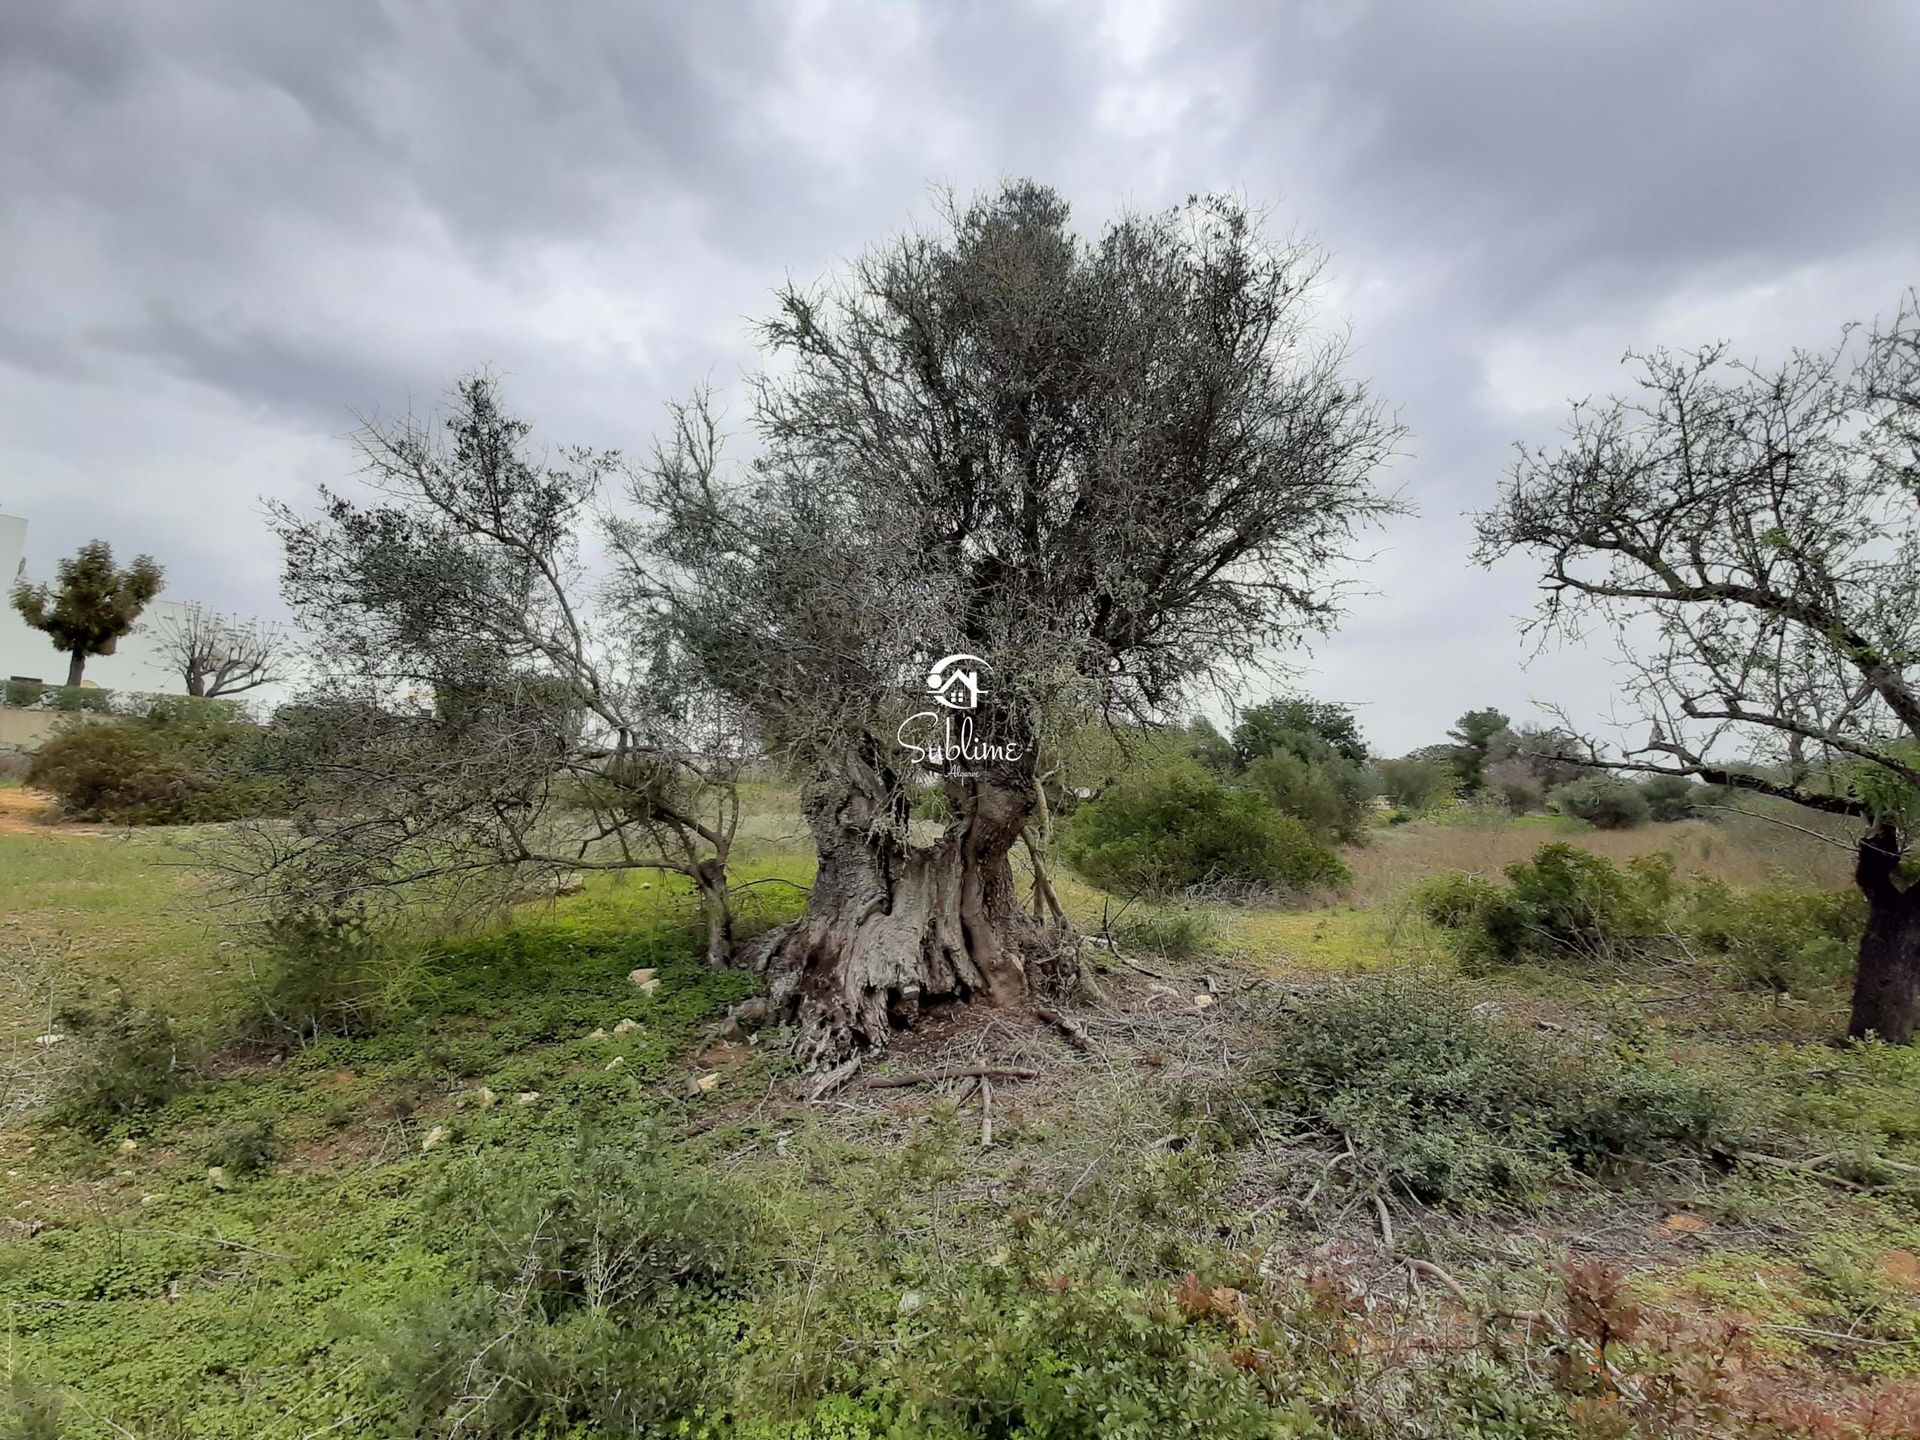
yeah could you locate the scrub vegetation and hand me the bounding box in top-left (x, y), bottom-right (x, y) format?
top-left (4, 784), bottom-right (1920, 1439)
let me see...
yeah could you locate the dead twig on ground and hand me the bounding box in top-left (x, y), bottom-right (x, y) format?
top-left (864, 1065), bottom-right (1040, 1090)
top-left (1033, 1006), bottom-right (1089, 1050)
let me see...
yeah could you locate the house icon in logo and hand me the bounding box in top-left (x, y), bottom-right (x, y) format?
top-left (926, 653), bottom-right (987, 710)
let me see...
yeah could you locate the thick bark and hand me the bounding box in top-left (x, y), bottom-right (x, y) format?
top-left (1848, 824), bottom-right (1920, 1044)
top-left (749, 777), bottom-right (1075, 1065)
top-left (65, 651), bottom-right (85, 688)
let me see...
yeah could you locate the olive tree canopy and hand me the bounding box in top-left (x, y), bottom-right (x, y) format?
top-left (1476, 294), bottom-right (1920, 1041)
top-left (240, 378), bottom-right (747, 960)
top-left (630, 182), bottom-right (1402, 1062)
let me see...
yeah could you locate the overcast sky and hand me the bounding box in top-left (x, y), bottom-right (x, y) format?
top-left (3, 1), bottom-right (1916, 754)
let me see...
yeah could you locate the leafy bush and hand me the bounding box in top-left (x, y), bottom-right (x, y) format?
top-left (248, 908), bottom-right (408, 1041)
top-left (1243, 743), bottom-right (1372, 844)
top-left (1549, 775), bottom-right (1650, 829)
top-left (1180, 716), bottom-right (1239, 776)
top-left (1413, 842), bottom-right (1673, 968)
top-left (739, 1202), bottom-right (1302, 1440)
top-left (1374, 757), bottom-right (1454, 814)
top-left (0, 1375), bottom-right (66, 1440)
top-left (1640, 773), bottom-right (1704, 822)
top-left (26, 702), bottom-right (282, 824)
top-left (26, 724), bottom-right (200, 823)
top-left (372, 1128), bottom-right (770, 1439)
top-left (1505, 844), bottom-right (1673, 956)
top-left (1684, 879), bottom-right (1864, 995)
top-left (1060, 766), bottom-right (1348, 899)
top-left (46, 1001), bottom-right (182, 1136)
top-left (1231, 695), bottom-right (1368, 766)
top-left (876, 1270), bottom-right (1293, 1440)
top-left (1407, 870), bottom-right (1528, 958)
top-left (200, 1119), bottom-right (280, 1179)
top-left (0, 681), bottom-right (116, 712)
top-left (1256, 975), bottom-right (1728, 1209)
top-left (1484, 761), bottom-right (1545, 814)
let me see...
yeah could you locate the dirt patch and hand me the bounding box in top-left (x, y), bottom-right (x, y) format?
top-left (0, 785), bottom-right (55, 832)
top-left (0, 785), bottom-right (121, 837)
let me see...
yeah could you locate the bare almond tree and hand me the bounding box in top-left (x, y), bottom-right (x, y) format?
top-left (1476, 294), bottom-right (1920, 1042)
top-left (155, 604), bottom-right (286, 697)
top-left (629, 183), bottom-right (1403, 1063)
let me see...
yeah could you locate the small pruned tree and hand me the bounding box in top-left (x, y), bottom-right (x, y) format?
top-left (632, 182), bottom-right (1402, 1062)
top-left (155, 604), bottom-right (287, 697)
top-left (235, 377), bottom-right (747, 962)
top-left (1476, 294), bottom-right (1920, 1041)
top-left (10, 540), bottom-right (164, 687)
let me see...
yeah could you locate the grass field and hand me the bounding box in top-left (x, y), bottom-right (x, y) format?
top-left (3, 797), bottom-right (1918, 1438)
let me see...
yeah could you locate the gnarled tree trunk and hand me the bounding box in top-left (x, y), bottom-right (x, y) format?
top-left (749, 775), bottom-right (1074, 1065)
top-left (1848, 824), bottom-right (1920, 1044)
top-left (693, 858), bottom-right (734, 970)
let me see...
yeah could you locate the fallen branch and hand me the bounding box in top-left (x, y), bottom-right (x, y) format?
top-left (1033, 1005), bottom-right (1090, 1051)
top-left (979, 1076), bottom-right (994, 1148)
top-left (864, 1065), bottom-right (1040, 1090)
top-left (1733, 1150), bottom-right (1867, 1190)
top-left (1373, 1193), bottom-right (1395, 1252)
top-left (1405, 1259), bottom-right (1475, 1311)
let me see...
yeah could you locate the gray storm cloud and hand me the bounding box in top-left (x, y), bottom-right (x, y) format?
top-left (2, 0), bottom-right (1914, 752)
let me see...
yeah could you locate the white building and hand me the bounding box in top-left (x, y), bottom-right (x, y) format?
top-left (0, 512), bottom-right (195, 694)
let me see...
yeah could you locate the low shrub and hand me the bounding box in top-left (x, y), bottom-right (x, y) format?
top-left (1503, 844), bottom-right (1673, 959)
top-left (1256, 974), bottom-right (1728, 1210)
top-left (1549, 775), bottom-right (1650, 829)
top-left (25, 702), bottom-right (283, 824)
top-left (1413, 843), bottom-right (1673, 968)
top-left (1641, 773), bottom-right (1705, 822)
top-left (248, 908), bottom-right (409, 1041)
top-left (1060, 766), bottom-right (1348, 899)
top-left (875, 1269), bottom-right (1293, 1440)
top-left (1684, 879), bottom-right (1864, 995)
top-left (370, 1126), bottom-right (770, 1439)
top-left (0, 1374), bottom-right (66, 1440)
top-left (45, 1000), bottom-right (183, 1136)
top-left (0, 681), bottom-right (115, 712)
top-left (738, 1226), bottom-right (1302, 1440)
top-left (199, 1118), bottom-right (280, 1179)
top-left (25, 724), bottom-right (201, 823)
top-left (1374, 757), bottom-right (1455, 814)
top-left (1110, 905), bottom-right (1222, 960)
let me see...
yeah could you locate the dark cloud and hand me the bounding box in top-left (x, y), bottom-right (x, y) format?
top-left (2, 0), bottom-right (1914, 751)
